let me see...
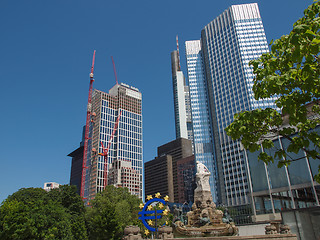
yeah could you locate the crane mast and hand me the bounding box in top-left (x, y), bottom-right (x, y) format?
top-left (111, 56), bottom-right (118, 85)
top-left (80, 50), bottom-right (96, 199)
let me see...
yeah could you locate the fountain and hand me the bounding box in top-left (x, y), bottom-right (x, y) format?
top-left (173, 161), bottom-right (238, 237)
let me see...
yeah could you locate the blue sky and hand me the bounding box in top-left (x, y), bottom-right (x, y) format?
top-left (0, 0), bottom-right (311, 203)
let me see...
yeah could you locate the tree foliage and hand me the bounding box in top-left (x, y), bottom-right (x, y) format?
top-left (85, 185), bottom-right (142, 240)
top-left (226, 1), bottom-right (320, 181)
top-left (0, 186), bottom-right (87, 240)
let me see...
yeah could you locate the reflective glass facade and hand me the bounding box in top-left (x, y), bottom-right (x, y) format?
top-left (185, 3), bottom-right (278, 206)
top-left (185, 40), bottom-right (219, 203)
top-left (247, 127), bottom-right (320, 217)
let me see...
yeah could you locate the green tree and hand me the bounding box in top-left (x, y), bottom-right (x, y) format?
top-left (0, 188), bottom-right (72, 239)
top-left (85, 185), bottom-right (142, 240)
top-left (47, 185), bottom-right (88, 239)
top-left (225, 1), bottom-right (320, 181)
top-left (0, 186), bottom-right (87, 240)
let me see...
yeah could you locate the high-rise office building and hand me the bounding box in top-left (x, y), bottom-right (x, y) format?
top-left (176, 155), bottom-right (196, 204)
top-left (171, 47), bottom-right (193, 143)
top-left (145, 138), bottom-right (194, 203)
top-left (170, 38), bottom-right (197, 204)
top-left (145, 154), bottom-right (174, 202)
top-left (68, 145), bottom-right (83, 195)
top-left (69, 83), bottom-right (143, 201)
top-left (185, 3), bottom-right (278, 206)
top-left (68, 126), bottom-right (85, 195)
top-left (185, 40), bottom-right (220, 204)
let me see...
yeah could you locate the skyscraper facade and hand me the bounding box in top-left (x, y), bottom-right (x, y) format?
top-left (145, 138), bottom-right (194, 203)
top-left (247, 104), bottom-right (320, 221)
top-left (185, 40), bottom-right (220, 203)
top-left (171, 49), bottom-right (194, 143)
top-left (185, 3), bottom-right (278, 206)
top-left (81, 83), bottom-right (143, 201)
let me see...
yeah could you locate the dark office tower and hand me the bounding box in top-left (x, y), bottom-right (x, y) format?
top-left (145, 138), bottom-right (194, 203)
top-left (68, 126), bottom-right (85, 194)
top-left (159, 138), bottom-right (193, 202)
top-left (185, 3), bottom-right (278, 206)
top-left (144, 155), bottom-right (174, 202)
top-left (176, 155), bottom-right (196, 204)
top-left (69, 83), bottom-right (143, 201)
top-left (68, 146), bottom-right (84, 194)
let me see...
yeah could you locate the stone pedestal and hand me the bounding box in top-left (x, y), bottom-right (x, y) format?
top-left (158, 226), bottom-right (174, 239)
top-left (123, 226), bottom-right (142, 240)
top-left (165, 234), bottom-right (297, 240)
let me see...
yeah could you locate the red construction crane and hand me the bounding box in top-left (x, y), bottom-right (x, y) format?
top-left (80, 50), bottom-right (96, 199)
top-left (99, 110), bottom-right (122, 188)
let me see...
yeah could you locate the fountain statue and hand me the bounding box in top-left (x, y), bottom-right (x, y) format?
top-left (173, 161), bottom-right (238, 237)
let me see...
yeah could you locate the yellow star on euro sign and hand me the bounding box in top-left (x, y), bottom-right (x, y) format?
top-left (147, 195), bottom-right (153, 200)
top-left (164, 195), bottom-right (169, 202)
top-left (158, 203), bottom-right (164, 209)
top-left (147, 205), bottom-right (153, 211)
top-left (165, 221), bottom-right (168, 225)
top-left (163, 209), bottom-right (169, 216)
top-left (144, 229), bottom-right (150, 235)
top-left (155, 192), bottom-right (161, 198)
top-left (139, 203), bottom-right (144, 209)
top-left (147, 220), bottom-right (153, 226)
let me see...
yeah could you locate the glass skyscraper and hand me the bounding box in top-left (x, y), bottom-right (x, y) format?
top-left (82, 83), bottom-right (143, 201)
top-left (185, 40), bottom-right (220, 203)
top-left (185, 3), bottom-right (278, 206)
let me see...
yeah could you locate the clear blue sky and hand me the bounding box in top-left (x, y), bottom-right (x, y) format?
top-left (0, 0), bottom-right (311, 203)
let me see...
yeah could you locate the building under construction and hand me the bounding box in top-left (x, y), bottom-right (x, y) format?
top-left (69, 55), bottom-right (143, 201)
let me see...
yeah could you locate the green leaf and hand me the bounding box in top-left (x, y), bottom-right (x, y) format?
top-left (305, 29), bottom-right (316, 36)
top-left (311, 38), bottom-right (320, 44)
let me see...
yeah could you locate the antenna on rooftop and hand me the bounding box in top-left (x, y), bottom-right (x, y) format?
top-left (111, 56), bottom-right (118, 85)
top-left (176, 35), bottom-right (181, 71)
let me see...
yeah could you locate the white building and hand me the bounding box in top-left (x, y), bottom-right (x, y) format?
top-left (171, 49), bottom-right (193, 143)
top-left (43, 182), bottom-right (60, 191)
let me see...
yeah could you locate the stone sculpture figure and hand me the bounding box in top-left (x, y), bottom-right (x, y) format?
top-left (195, 161), bottom-right (211, 192)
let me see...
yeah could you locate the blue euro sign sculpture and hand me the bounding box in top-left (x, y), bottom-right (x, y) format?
top-left (138, 198), bottom-right (166, 232)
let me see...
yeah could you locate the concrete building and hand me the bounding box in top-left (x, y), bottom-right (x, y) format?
top-left (108, 159), bottom-right (141, 195)
top-left (70, 83), bottom-right (143, 201)
top-left (145, 138), bottom-right (195, 203)
top-left (185, 3), bottom-right (278, 206)
top-left (44, 182), bottom-right (60, 191)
